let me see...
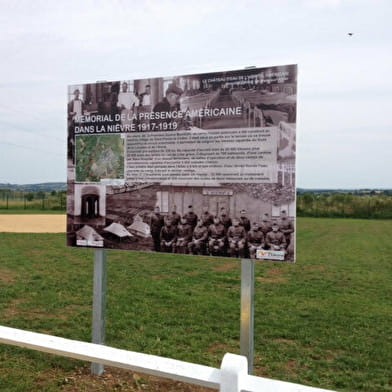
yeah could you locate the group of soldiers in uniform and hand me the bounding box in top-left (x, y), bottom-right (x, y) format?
top-left (149, 205), bottom-right (294, 259)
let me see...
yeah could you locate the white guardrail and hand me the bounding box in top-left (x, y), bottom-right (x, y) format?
top-left (0, 326), bottom-right (337, 392)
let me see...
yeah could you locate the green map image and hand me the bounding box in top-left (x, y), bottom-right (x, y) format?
top-left (75, 134), bottom-right (124, 182)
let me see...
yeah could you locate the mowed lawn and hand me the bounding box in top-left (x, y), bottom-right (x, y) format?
top-left (0, 218), bottom-right (391, 392)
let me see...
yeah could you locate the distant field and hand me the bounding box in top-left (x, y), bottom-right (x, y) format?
top-left (0, 218), bottom-right (391, 392)
top-left (0, 197), bottom-right (65, 213)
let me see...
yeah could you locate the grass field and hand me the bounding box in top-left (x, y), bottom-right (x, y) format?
top-left (0, 218), bottom-right (391, 392)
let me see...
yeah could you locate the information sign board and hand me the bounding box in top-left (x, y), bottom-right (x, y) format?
top-left (67, 64), bottom-right (297, 261)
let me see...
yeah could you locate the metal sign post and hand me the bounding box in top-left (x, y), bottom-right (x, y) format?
top-left (240, 258), bottom-right (255, 375)
top-left (91, 249), bottom-right (107, 375)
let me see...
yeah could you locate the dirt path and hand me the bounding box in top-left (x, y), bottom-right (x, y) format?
top-left (0, 215), bottom-right (66, 233)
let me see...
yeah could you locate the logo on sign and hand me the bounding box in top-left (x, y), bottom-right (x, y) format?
top-left (256, 249), bottom-right (285, 261)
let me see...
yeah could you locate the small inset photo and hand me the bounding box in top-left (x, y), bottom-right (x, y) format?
top-left (75, 134), bottom-right (124, 182)
top-left (73, 183), bottom-right (106, 227)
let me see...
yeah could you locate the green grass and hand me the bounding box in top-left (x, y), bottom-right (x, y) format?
top-left (0, 209), bottom-right (65, 214)
top-left (0, 218), bottom-right (391, 391)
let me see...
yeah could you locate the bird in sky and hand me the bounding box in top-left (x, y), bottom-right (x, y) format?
top-left (348, 32), bottom-right (353, 36)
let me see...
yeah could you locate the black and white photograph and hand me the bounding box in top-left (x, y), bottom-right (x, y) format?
top-left (67, 65), bottom-right (297, 261)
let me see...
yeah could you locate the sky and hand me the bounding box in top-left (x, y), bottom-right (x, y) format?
top-left (0, 0), bottom-right (391, 188)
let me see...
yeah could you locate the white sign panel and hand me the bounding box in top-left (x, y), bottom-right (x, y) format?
top-left (67, 65), bottom-right (297, 262)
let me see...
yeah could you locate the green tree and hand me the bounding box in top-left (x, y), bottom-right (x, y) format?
top-left (25, 193), bottom-right (34, 201)
top-left (37, 191), bottom-right (45, 200)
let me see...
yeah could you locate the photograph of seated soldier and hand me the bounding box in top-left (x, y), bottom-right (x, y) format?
top-left (160, 217), bottom-right (178, 253)
top-left (188, 218), bottom-right (209, 255)
top-left (151, 206), bottom-right (294, 260)
top-left (265, 222), bottom-right (286, 251)
top-left (247, 222), bottom-right (265, 259)
top-left (174, 216), bottom-right (193, 254)
top-left (208, 216), bottom-right (227, 256)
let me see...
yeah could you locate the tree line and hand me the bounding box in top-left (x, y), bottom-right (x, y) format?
top-left (0, 189), bottom-right (66, 211)
top-left (297, 193), bottom-right (392, 219)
